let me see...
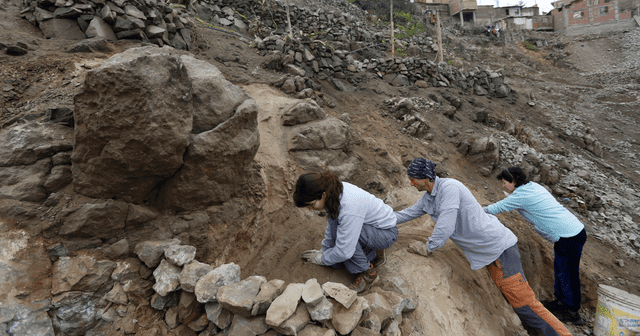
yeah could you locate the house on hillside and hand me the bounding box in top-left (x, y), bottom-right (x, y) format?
top-left (449, 0), bottom-right (478, 26)
top-left (550, 0), bottom-right (635, 34)
top-left (412, 0), bottom-right (450, 20)
top-left (491, 5), bottom-right (542, 30)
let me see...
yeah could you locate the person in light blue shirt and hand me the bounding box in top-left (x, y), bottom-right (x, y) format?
top-left (485, 167), bottom-right (587, 325)
top-left (399, 158), bottom-right (571, 336)
top-left (294, 171), bottom-right (398, 293)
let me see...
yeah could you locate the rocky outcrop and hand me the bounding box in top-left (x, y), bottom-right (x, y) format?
top-left (72, 46), bottom-right (260, 211)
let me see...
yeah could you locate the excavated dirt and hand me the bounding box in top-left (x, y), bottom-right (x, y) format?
top-left (2, 0), bottom-right (640, 334)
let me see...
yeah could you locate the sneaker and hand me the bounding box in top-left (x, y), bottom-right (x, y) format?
top-left (348, 263), bottom-right (379, 294)
top-left (560, 311), bottom-right (585, 326)
top-left (372, 249), bottom-right (387, 268)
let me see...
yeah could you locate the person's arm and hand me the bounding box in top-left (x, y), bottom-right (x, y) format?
top-left (486, 192), bottom-right (524, 215)
top-left (321, 214), bottom-right (364, 265)
top-left (395, 197), bottom-right (429, 224)
top-left (321, 218), bottom-right (338, 251)
top-left (426, 208), bottom-right (458, 252)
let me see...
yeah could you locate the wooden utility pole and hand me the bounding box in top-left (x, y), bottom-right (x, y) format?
top-left (285, 0), bottom-right (292, 37)
top-left (436, 11), bottom-right (443, 62)
top-left (390, 0), bottom-right (395, 57)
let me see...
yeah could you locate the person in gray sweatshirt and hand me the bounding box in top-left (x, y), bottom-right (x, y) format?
top-left (396, 158), bottom-right (571, 336)
top-left (294, 170), bottom-right (398, 293)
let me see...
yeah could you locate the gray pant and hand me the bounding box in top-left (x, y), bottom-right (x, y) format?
top-left (326, 224), bottom-right (398, 273)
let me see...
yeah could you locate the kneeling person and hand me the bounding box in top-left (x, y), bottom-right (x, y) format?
top-left (294, 171), bottom-right (398, 293)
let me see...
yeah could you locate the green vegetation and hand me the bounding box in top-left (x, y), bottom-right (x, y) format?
top-left (393, 10), bottom-right (426, 39)
top-left (522, 41), bottom-right (537, 51)
top-left (396, 48), bottom-right (408, 57)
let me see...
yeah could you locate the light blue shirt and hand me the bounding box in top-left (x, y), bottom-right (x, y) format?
top-left (486, 182), bottom-right (585, 243)
top-left (395, 177), bottom-right (518, 270)
top-left (321, 182), bottom-right (397, 265)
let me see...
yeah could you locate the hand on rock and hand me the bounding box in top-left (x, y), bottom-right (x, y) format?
top-left (407, 241), bottom-right (431, 257)
top-left (301, 249), bottom-right (325, 266)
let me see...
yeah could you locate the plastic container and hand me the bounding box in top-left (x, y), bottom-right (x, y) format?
top-left (594, 284), bottom-right (640, 336)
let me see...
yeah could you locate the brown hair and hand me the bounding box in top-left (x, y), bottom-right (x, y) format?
top-left (293, 171), bottom-right (343, 219)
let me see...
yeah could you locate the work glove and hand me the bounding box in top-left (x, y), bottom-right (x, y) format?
top-left (301, 249), bottom-right (325, 266)
top-left (482, 206), bottom-right (489, 214)
top-left (407, 241), bottom-right (431, 257)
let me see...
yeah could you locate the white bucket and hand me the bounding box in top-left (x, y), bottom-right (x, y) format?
top-left (594, 284), bottom-right (640, 336)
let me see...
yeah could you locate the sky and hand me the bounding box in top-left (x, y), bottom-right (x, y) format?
top-left (476, 0), bottom-right (555, 14)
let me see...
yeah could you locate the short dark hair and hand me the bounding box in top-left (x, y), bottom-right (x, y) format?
top-left (293, 171), bottom-right (343, 220)
top-left (496, 167), bottom-right (529, 188)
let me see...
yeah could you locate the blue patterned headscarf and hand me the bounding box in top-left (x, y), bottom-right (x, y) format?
top-left (407, 158), bottom-right (436, 181)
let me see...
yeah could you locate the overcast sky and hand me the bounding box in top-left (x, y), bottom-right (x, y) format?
top-left (476, 0), bottom-right (555, 14)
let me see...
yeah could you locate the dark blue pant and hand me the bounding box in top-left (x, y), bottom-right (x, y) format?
top-left (554, 228), bottom-right (586, 312)
top-left (327, 224), bottom-right (398, 274)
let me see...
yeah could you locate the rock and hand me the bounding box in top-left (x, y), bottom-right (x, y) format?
top-left (51, 291), bottom-right (105, 335)
top-left (370, 288), bottom-right (417, 316)
top-left (0, 123), bottom-right (73, 167)
top-left (362, 292), bottom-right (394, 327)
top-left (151, 291), bottom-right (180, 310)
top-left (66, 37), bottom-right (113, 53)
top-left (205, 302), bottom-right (233, 329)
top-left (164, 245), bottom-right (196, 266)
top-left (282, 100), bottom-right (327, 126)
top-left (134, 239), bottom-right (181, 268)
top-left (179, 55), bottom-right (249, 134)
top-left (5, 46), bottom-right (27, 56)
top-left (178, 291), bottom-right (200, 324)
top-left (289, 118), bottom-right (350, 151)
top-left (285, 64), bottom-right (306, 77)
top-left (265, 283), bottom-right (304, 327)
top-left (126, 204), bottom-right (159, 226)
top-left (281, 78), bottom-right (296, 93)
top-left (352, 326), bottom-right (380, 336)
top-left (457, 134), bottom-right (500, 176)
top-left (299, 324), bottom-right (335, 336)
top-left (194, 263), bottom-right (242, 303)
top-left (43, 165), bottom-right (72, 192)
top-left (272, 302), bottom-right (311, 335)
top-left (414, 80), bottom-right (429, 88)
top-left (0, 159), bottom-right (51, 202)
top-left (85, 17), bottom-right (117, 41)
top-left (307, 296), bottom-right (333, 322)
top-left (332, 297), bottom-right (370, 335)
top-left (322, 282), bottom-right (357, 309)
top-left (234, 18), bottom-right (247, 30)
top-left (51, 255), bottom-right (116, 295)
top-left (495, 85), bottom-right (510, 98)
top-left (1, 302), bottom-right (54, 336)
top-left (252, 279), bottom-right (286, 316)
top-left (58, 200), bottom-right (129, 238)
top-left (228, 315), bottom-right (270, 336)
top-left (302, 278), bottom-right (324, 306)
top-left (72, 46), bottom-right (192, 203)
top-left (111, 258), bottom-right (141, 282)
top-left (124, 5), bottom-right (146, 20)
top-left (152, 259), bottom-right (182, 296)
top-left (218, 276), bottom-right (266, 317)
top-left (145, 25), bottom-right (166, 39)
top-left (382, 320), bottom-right (401, 335)
top-left (576, 169), bottom-right (591, 180)
top-left (165, 306), bottom-right (179, 328)
top-left (39, 19), bottom-right (85, 40)
top-left (188, 313), bottom-right (210, 332)
top-left (474, 85), bottom-right (488, 96)
top-left (105, 282), bottom-right (128, 305)
top-left (179, 260), bottom-right (213, 292)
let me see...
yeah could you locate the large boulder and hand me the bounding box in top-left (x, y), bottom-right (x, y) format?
top-left (457, 134), bottom-right (500, 176)
top-left (72, 46), bottom-right (193, 203)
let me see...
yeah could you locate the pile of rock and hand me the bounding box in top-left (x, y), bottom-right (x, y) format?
top-left (21, 0), bottom-right (195, 50)
top-left (141, 239), bottom-right (417, 335)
